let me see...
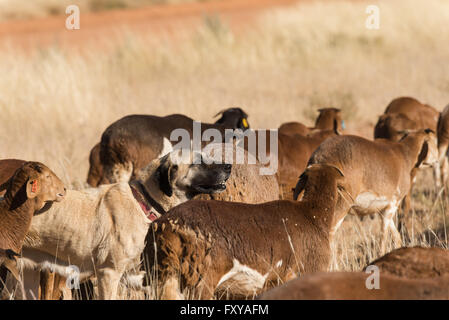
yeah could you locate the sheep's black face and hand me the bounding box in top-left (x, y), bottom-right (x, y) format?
top-left (215, 108), bottom-right (250, 130)
top-left (185, 162), bottom-right (232, 196)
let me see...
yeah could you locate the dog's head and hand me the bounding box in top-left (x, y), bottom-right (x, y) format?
top-left (214, 107), bottom-right (249, 130)
top-left (136, 150), bottom-right (232, 208)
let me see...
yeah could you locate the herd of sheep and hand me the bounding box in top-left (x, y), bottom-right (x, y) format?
top-left (1, 96), bottom-right (449, 300)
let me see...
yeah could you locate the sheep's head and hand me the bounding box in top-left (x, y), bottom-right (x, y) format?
top-left (214, 107), bottom-right (250, 130)
top-left (374, 113), bottom-right (418, 142)
top-left (413, 129), bottom-right (439, 168)
top-left (396, 128), bottom-right (438, 169)
top-left (315, 108), bottom-right (344, 132)
top-left (0, 161), bottom-right (66, 212)
top-left (293, 164), bottom-right (344, 201)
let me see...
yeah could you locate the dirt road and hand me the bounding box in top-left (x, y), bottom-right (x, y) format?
top-left (0, 0), bottom-right (301, 50)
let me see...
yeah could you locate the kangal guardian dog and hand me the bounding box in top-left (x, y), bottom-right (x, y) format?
top-left (7, 151), bottom-right (231, 300)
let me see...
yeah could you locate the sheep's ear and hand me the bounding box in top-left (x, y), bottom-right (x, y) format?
top-left (333, 119), bottom-right (341, 135)
top-left (415, 141), bottom-right (429, 168)
top-left (26, 178), bottom-right (40, 199)
top-left (156, 156), bottom-right (173, 197)
top-left (293, 172), bottom-right (308, 200)
top-left (397, 129), bottom-right (410, 140)
top-left (213, 109), bottom-right (225, 118)
top-left (328, 165), bottom-right (344, 178)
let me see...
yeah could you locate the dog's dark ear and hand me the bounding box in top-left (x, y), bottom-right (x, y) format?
top-left (156, 155), bottom-right (173, 197)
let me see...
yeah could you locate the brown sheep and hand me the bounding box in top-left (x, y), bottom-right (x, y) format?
top-left (365, 246), bottom-right (449, 279)
top-left (0, 162), bottom-right (66, 280)
top-left (193, 144), bottom-right (278, 203)
top-left (277, 129), bottom-right (339, 199)
top-left (0, 159), bottom-right (26, 196)
top-left (374, 113), bottom-right (420, 142)
top-left (144, 164), bottom-right (344, 300)
top-left (89, 108), bottom-right (249, 186)
top-left (294, 129), bottom-right (439, 253)
top-left (374, 97), bottom-right (441, 202)
top-left (279, 108), bottom-right (344, 136)
top-left (86, 143), bottom-right (102, 188)
top-left (235, 126), bottom-right (338, 200)
top-left (256, 272), bottom-right (449, 300)
top-left (194, 162), bottom-right (279, 203)
top-left (0, 159), bottom-right (70, 301)
top-left (374, 96), bottom-right (439, 144)
top-left (437, 104), bottom-right (449, 187)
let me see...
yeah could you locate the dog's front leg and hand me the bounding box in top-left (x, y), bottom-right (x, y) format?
top-left (96, 268), bottom-right (122, 300)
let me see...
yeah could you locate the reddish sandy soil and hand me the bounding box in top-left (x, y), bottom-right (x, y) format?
top-left (0, 0), bottom-right (304, 50)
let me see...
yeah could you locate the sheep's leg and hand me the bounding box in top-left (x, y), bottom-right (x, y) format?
top-left (39, 271), bottom-right (69, 300)
top-left (195, 277), bottom-right (215, 300)
top-left (96, 268), bottom-right (122, 300)
top-left (442, 156), bottom-right (449, 190)
top-left (433, 162), bottom-right (441, 190)
top-left (56, 275), bottom-right (72, 300)
top-left (39, 271), bottom-right (55, 300)
top-left (22, 269), bottom-right (41, 300)
top-left (398, 190), bottom-right (411, 236)
top-left (329, 216), bottom-right (345, 240)
top-left (2, 269), bottom-right (21, 299)
top-left (400, 192), bottom-right (411, 217)
top-left (380, 203), bottom-right (401, 254)
top-left (160, 274), bottom-right (184, 300)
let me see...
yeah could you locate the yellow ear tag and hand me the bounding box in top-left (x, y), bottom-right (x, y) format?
top-left (242, 118), bottom-right (248, 128)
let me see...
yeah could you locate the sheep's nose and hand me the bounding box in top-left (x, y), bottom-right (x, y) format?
top-left (57, 187), bottom-right (67, 199)
top-left (223, 164), bottom-right (232, 172)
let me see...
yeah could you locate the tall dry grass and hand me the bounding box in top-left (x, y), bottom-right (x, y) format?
top-left (0, 0), bottom-right (449, 298)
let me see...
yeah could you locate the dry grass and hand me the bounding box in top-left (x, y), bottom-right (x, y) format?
top-left (1, 0), bottom-right (449, 299)
top-left (332, 168), bottom-right (449, 272)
